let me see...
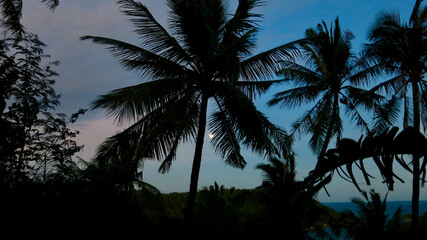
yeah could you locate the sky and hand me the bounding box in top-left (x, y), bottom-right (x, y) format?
top-left (19, 0), bottom-right (427, 202)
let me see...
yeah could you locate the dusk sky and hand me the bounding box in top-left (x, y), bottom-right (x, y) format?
top-left (20, 0), bottom-right (426, 202)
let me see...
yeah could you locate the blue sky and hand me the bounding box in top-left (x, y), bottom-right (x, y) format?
top-left (21, 0), bottom-right (426, 202)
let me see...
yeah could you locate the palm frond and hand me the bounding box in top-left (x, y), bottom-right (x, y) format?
top-left (417, 2), bottom-right (427, 26)
top-left (96, 89), bottom-right (200, 167)
top-left (364, 10), bottom-right (407, 72)
top-left (134, 92), bottom-right (199, 162)
top-left (299, 42), bottom-right (328, 76)
top-left (240, 40), bottom-right (301, 81)
top-left (344, 86), bottom-right (384, 111)
top-left (346, 55), bottom-right (384, 87)
top-left (91, 78), bottom-right (190, 124)
top-left (367, 10), bottom-right (401, 41)
top-left (80, 36), bottom-right (191, 79)
top-left (117, 0), bottom-right (191, 64)
top-left (94, 129), bottom-right (142, 167)
top-left (403, 95), bottom-right (414, 129)
top-left (220, 0), bottom-right (262, 58)
top-left (387, 207), bottom-right (403, 231)
top-left (41, 0), bottom-right (59, 10)
top-left (158, 132), bottom-right (181, 173)
top-left (410, 0), bottom-right (424, 24)
top-left (290, 107), bottom-right (316, 139)
top-left (308, 98), bottom-right (334, 154)
top-left (268, 85), bottom-right (322, 109)
top-left (222, 0), bottom-right (262, 35)
top-left (277, 60), bottom-right (322, 86)
top-left (214, 84), bottom-right (293, 160)
top-left (342, 98), bottom-right (371, 134)
top-left (167, 0), bottom-right (228, 60)
top-left (370, 75), bottom-right (408, 96)
top-left (256, 157), bottom-right (296, 188)
top-left (209, 109), bottom-right (246, 169)
top-left (372, 95), bottom-right (402, 134)
top-left (236, 80), bottom-right (281, 99)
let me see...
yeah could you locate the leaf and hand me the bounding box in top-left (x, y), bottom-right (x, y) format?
top-left (237, 80), bottom-right (281, 99)
top-left (372, 95), bottom-right (401, 134)
top-left (356, 159), bottom-right (373, 186)
top-left (91, 78), bottom-right (190, 124)
top-left (213, 83), bottom-right (293, 160)
top-left (41, 0), bottom-right (59, 10)
top-left (158, 134), bottom-right (180, 173)
top-left (268, 85), bottom-right (322, 109)
top-left (117, 0), bottom-right (190, 63)
top-left (209, 109), bottom-right (246, 169)
top-left (95, 90), bottom-right (200, 165)
top-left (80, 36), bottom-right (191, 79)
top-left (277, 60), bottom-right (322, 86)
top-left (240, 40), bottom-right (301, 80)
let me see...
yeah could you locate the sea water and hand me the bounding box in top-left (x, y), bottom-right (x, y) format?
top-left (312, 201), bottom-right (427, 239)
top-left (323, 200), bottom-right (427, 216)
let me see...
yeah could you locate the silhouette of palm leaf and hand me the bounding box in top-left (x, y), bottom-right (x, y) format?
top-left (91, 77), bottom-right (192, 124)
top-left (80, 36), bottom-right (191, 80)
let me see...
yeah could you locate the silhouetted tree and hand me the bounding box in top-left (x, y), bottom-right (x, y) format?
top-left (82, 0), bottom-right (295, 217)
top-left (268, 17), bottom-right (381, 155)
top-left (255, 157), bottom-right (332, 239)
top-left (0, 33), bottom-right (85, 185)
top-left (364, 0), bottom-right (427, 233)
top-left (0, 33), bottom-right (90, 237)
top-left (192, 182), bottom-right (243, 237)
top-left (306, 126), bottom-right (427, 239)
top-left (335, 190), bottom-right (404, 240)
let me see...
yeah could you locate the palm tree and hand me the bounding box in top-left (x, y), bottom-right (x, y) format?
top-left (255, 157), bottom-right (332, 240)
top-left (193, 182), bottom-right (242, 237)
top-left (256, 157), bottom-right (305, 239)
top-left (364, 0), bottom-right (427, 233)
top-left (81, 0), bottom-right (294, 217)
top-left (337, 190), bottom-right (404, 240)
top-left (268, 17), bottom-right (381, 156)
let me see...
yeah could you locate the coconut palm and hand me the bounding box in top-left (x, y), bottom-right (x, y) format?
top-left (337, 190), bottom-right (404, 240)
top-left (268, 17), bottom-right (381, 155)
top-left (255, 157), bottom-right (332, 240)
top-left (256, 157), bottom-right (306, 239)
top-left (364, 0), bottom-right (427, 233)
top-left (193, 182), bottom-right (242, 237)
top-left (82, 0), bottom-right (294, 217)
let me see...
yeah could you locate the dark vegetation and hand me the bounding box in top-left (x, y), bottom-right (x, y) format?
top-left (1, 0), bottom-right (427, 239)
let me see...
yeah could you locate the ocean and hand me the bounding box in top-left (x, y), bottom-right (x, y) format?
top-left (309, 201), bottom-right (427, 239)
top-left (322, 200), bottom-right (427, 216)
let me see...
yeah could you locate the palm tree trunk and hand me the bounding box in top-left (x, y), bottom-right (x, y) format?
top-left (320, 93), bottom-right (340, 155)
top-left (411, 78), bottom-right (421, 237)
top-left (185, 94), bottom-right (208, 220)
